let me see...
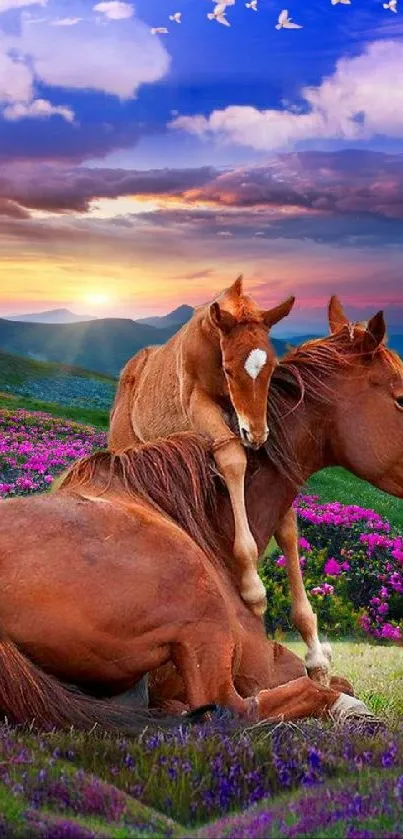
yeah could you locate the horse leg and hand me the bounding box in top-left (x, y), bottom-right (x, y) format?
top-left (214, 440), bottom-right (266, 616)
top-left (172, 627), bottom-right (370, 724)
top-left (253, 676), bottom-right (372, 722)
top-left (274, 507), bottom-right (331, 685)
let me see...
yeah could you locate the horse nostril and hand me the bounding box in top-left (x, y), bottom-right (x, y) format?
top-left (241, 427), bottom-right (250, 443)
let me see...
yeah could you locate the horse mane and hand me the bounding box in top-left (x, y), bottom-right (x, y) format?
top-left (60, 433), bottom-right (224, 570)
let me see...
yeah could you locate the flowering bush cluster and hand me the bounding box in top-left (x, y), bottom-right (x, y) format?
top-left (0, 410), bottom-right (106, 498)
top-left (1, 717), bottom-right (403, 836)
top-left (262, 496), bottom-right (403, 644)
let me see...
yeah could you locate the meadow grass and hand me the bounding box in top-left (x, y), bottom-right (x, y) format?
top-left (284, 640), bottom-right (403, 719)
top-left (0, 392), bottom-right (109, 428)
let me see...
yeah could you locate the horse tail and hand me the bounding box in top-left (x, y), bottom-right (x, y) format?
top-left (0, 637), bottom-right (215, 733)
top-left (108, 349), bottom-right (151, 453)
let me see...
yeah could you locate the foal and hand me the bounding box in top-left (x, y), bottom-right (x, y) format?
top-left (109, 276), bottom-right (295, 615)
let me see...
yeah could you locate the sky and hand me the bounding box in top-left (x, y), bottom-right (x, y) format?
top-left (1, 0), bottom-right (403, 334)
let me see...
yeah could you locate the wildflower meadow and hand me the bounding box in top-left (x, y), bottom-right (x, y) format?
top-left (0, 407), bottom-right (402, 837)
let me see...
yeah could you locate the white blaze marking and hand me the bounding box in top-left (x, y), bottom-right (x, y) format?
top-left (244, 348), bottom-right (267, 380)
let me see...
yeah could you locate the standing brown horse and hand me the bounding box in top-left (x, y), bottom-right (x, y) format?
top-left (109, 276), bottom-right (295, 615)
top-left (0, 298), bottom-right (401, 731)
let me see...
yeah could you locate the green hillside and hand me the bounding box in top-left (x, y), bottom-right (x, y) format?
top-left (0, 350), bottom-right (115, 424)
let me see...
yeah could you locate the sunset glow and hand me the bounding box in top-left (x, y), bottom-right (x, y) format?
top-left (0, 1), bottom-right (402, 330)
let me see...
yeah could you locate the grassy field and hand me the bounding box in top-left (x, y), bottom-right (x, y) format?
top-left (0, 350), bottom-right (115, 387)
top-left (285, 640), bottom-right (403, 720)
top-left (0, 391), bottom-right (110, 428)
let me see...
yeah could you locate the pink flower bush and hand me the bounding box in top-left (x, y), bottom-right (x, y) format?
top-left (0, 410), bottom-right (106, 499)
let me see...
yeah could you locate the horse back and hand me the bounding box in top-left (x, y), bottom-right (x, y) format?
top-left (110, 332), bottom-right (195, 445)
top-left (109, 346), bottom-right (161, 450)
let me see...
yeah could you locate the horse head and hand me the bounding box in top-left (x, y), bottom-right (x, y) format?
top-left (209, 275), bottom-right (295, 449)
top-left (325, 296), bottom-right (403, 497)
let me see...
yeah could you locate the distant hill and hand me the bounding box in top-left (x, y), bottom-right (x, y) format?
top-left (0, 317), bottom-right (289, 378)
top-left (136, 305), bottom-right (194, 330)
top-left (0, 318), bottom-right (178, 377)
top-left (5, 308), bottom-right (97, 324)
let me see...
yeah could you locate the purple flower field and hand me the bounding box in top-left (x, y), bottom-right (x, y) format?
top-left (1, 718), bottom-right (403, 837)
top-left (0, 408), bottom-right (402, 837)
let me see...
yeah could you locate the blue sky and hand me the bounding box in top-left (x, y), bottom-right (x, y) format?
top-left (0, 0), bottom-right (403, 330)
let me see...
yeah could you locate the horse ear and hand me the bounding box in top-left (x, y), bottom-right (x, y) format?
top-left (361, 311), bottom-right (386, 354)
top-left (228, 274), bottom-right (243, 297)
top-left (209, 302), bottom-right (237, 334)
top-left (262, 296), bottom-right (295, 328)
top-left (328, 296), bottom-right (349, 334)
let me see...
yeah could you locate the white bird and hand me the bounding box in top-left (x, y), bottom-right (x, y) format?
top-left (207, 3), bottom-right (231, 25)
top-left (275, 9), bottom-right (302, 28)
top-left (169, 12), bottom-right (182, 22)
top-left (151, 27), bottom-right (169, 34)
top-left (246, 0), bottom-right (258, 9)
top-left (383, 0), bottom-right (397, 11)
top-left (331, 0), bottom-right (351, 5)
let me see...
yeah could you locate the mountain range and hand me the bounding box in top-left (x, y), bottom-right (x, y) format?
top-left (0, 313), bottom-right (289, 378)
top-left (0, 304), bottom-right (400, 378)
top-left (5, 308), bottom-right (97, 324)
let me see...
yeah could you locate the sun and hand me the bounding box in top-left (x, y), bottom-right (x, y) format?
top-left (83, 291), bottom-right (111, 307)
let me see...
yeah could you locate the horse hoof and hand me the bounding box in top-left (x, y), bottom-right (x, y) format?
top-left (330, 693), bottom-right (375, 723)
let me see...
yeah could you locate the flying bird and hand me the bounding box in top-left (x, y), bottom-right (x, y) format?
top-left (207, 3), bottom-right (231, 25)
top-left (383, 0), bottom-right (397, 10)
top-left (275, 9), bottom-right (302, 28)
top-left (331, 0), bottom-right (351, 5)
top-left (169, 12), bottom-right (182, 22)
top-left (246, 0), bottom-right (258, 9)
top-left (151, 27), bottom-right (169, 34)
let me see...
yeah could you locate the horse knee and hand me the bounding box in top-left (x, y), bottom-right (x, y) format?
top-left (215, 442), bottom-right (247, 477)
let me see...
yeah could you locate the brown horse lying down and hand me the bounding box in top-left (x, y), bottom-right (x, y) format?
top-left (109, 276), bottom-right (295, 615)
top-left (0, 300), bottom-right (401, 731)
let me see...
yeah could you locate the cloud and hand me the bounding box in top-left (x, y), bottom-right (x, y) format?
top-left (0, 48), bottom-right (33, 102)
top-left (3, 98), bottom-right (74, 122)
top-left (0, 197), bottom-right (30, 218)
top-left (0, 1), bottom-right (169, 130)
top-left (0, 0), bottom-right (45, 10)
top-left (1, 151), bottom-right (403, 245)
top-left (0, 163), bottom-right (216, 211)
top-left (6, 8), bottom-right (169, 100)
top-left (51, 17), bottom-right (82, 26)
top-left (93, 1), bottom-right (134, 20)
top-left (170, 40), bottom-right (403, 150)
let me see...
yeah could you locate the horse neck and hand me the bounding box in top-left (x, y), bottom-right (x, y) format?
top-left (241, 400), bottom-right (330, 554)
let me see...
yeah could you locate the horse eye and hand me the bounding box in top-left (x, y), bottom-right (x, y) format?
top-left (395, 395), bottom-right (403, 410)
